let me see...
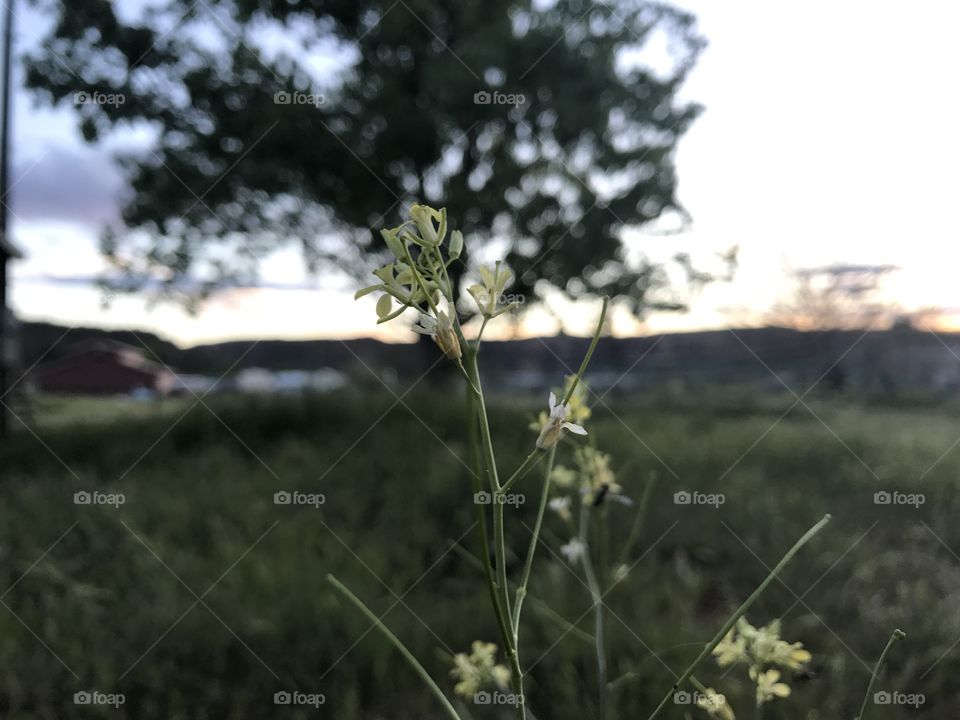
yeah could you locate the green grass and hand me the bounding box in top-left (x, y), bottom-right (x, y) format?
top-left (1, 390), bottom-right (958, 719)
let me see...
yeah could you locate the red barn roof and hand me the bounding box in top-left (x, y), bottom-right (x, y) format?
top-left (33, 341), bottom-right (175, 395)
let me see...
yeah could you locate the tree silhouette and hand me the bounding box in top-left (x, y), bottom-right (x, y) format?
top-left (25, 0), bottom-right (714, 313)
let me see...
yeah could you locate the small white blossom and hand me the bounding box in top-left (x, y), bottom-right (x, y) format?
top-left (412, 311), bottom-right (461, 359)
top-left (560, 538), bottom-right (586, 563)
top-left (535, 392), bottom-right (587, 449)
top-left (548, 496), bottom-right (572, 522)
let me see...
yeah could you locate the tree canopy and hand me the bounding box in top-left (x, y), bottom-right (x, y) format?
top-left (25, 0), bottom-right (716, 313)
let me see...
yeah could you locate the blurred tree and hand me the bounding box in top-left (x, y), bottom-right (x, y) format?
top-left (766, 264), bottom-right (900, 331)
top-left (24, 0), bottom-right (723, 314)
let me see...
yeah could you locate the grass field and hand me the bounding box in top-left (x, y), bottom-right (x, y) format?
top-left (1, 389), bottom-right (958, 718)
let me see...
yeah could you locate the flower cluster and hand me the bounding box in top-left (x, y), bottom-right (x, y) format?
top-left (710, 617), bottom-right (812, 709)
top-left (356, 204), bottom-right (464, 359)
top-left (356, 204), bottom-right (521, 363)
top-left (468, 261), bottom-right (516, 318)
top-left (551, 445), bottom-right (624, 506)
top-left (450, 641), bottom-right (511, 699)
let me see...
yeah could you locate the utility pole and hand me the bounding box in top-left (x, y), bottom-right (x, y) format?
top-left (0, 0), bottom-right (16, 437)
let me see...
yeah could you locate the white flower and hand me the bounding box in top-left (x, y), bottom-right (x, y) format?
top-left (535, 392), bottom-right (588, 449)
top-left (548, 496), bottom-right (572, 522)
top-left (412, 312), bottom-right (439, 336)
top-left (560, 538), bottom-right (586, 563)
top-left (412, 311), bottom-right (461, 360)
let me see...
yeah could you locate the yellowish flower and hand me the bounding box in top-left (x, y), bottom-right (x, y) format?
top-left (450, 641), bottom-right (511, 699)
top-left (712, 628), bottom-right (746, 668)
top-left (550, 465), bottom-right (578, 488)
top-left (469, 261), bottom-right (515, 318)
top-left (409, 204), bottom-right (447, 247)
top-left (716, 617), bottom-right (811, 675)
top-left (577, 446), bottom-right (621, 504)
top-left (751, 668), bottom-right (791, 704)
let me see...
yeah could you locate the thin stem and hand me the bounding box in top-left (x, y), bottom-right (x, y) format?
top-left (562, 296), bottom-right (609, 405)
top-left (856, 628), bottom-right (906, 720)
top-left (449, 540), bottom-right (594, 644)
top-left (512, 445), bottom-right (557, 638)
top-left (580, 505), bottom-right (608, 720)
top-left (464, 350), bottom-right (523, 716)
top-left (615, 475), bottom-right (657, 574)
top-left (500, 449), bottom-right (545, 495)
top-left (476, 315), bottom-right (490, 350)
top-left (646, 514), bottom-right (832, 720)
top-left (466, 379), bottom-right (514, 665)
top-left (402, 244), bottom-right (443, 320)
top-left (327, 574), bottom-right (462, 720)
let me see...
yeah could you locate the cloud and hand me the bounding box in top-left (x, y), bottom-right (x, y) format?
top-left (9, 145), bottom-right (125, 228)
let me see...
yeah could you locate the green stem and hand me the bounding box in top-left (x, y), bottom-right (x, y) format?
top-left (615, 475), bottom-right (657, 575)
top-left (561, 296), bottom-right (609, 405)
top-left (512, 445), bottom-right (557, 638)
top-left (466, 379), bottom-right (514, 666)
top-left (464, 350), bottom-right (524, 717)
top-left (646, 514), bottom-right (832, 720)
top-left (856, 628), bottom-right (906, 720)
top-left (402, 244), bottom-right (443, 319)
top-left (580, 505), bottom-right (608, 720)
top-left (449, 540), bottom-right (594, 644)
top-left (500, 450), bottom-right (545, 495)
top-left (327, 574), bottom-right (462, 720)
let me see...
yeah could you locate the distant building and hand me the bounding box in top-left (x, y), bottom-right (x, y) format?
top-left (33, 340), bottom-right (176, 396)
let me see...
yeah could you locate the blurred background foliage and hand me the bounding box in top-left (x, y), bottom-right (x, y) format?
top-left (1, 389), bottom-right (957, 718)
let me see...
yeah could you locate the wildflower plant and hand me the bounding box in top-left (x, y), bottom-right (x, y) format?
top-left (328, 204), bottom-right (861, 720)
top-left (707, 617), bottom-right (812, 714)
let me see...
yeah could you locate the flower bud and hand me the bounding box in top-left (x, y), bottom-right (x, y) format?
top-left (435, 324), bottom-right (462, 360)
top-left (380, 227), bottom-right (406, 259)
top-left (449, 230), bottom-right (464, 259)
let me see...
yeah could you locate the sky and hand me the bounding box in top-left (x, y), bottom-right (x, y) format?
top-left (5, 0), bottom-right (960, 347)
